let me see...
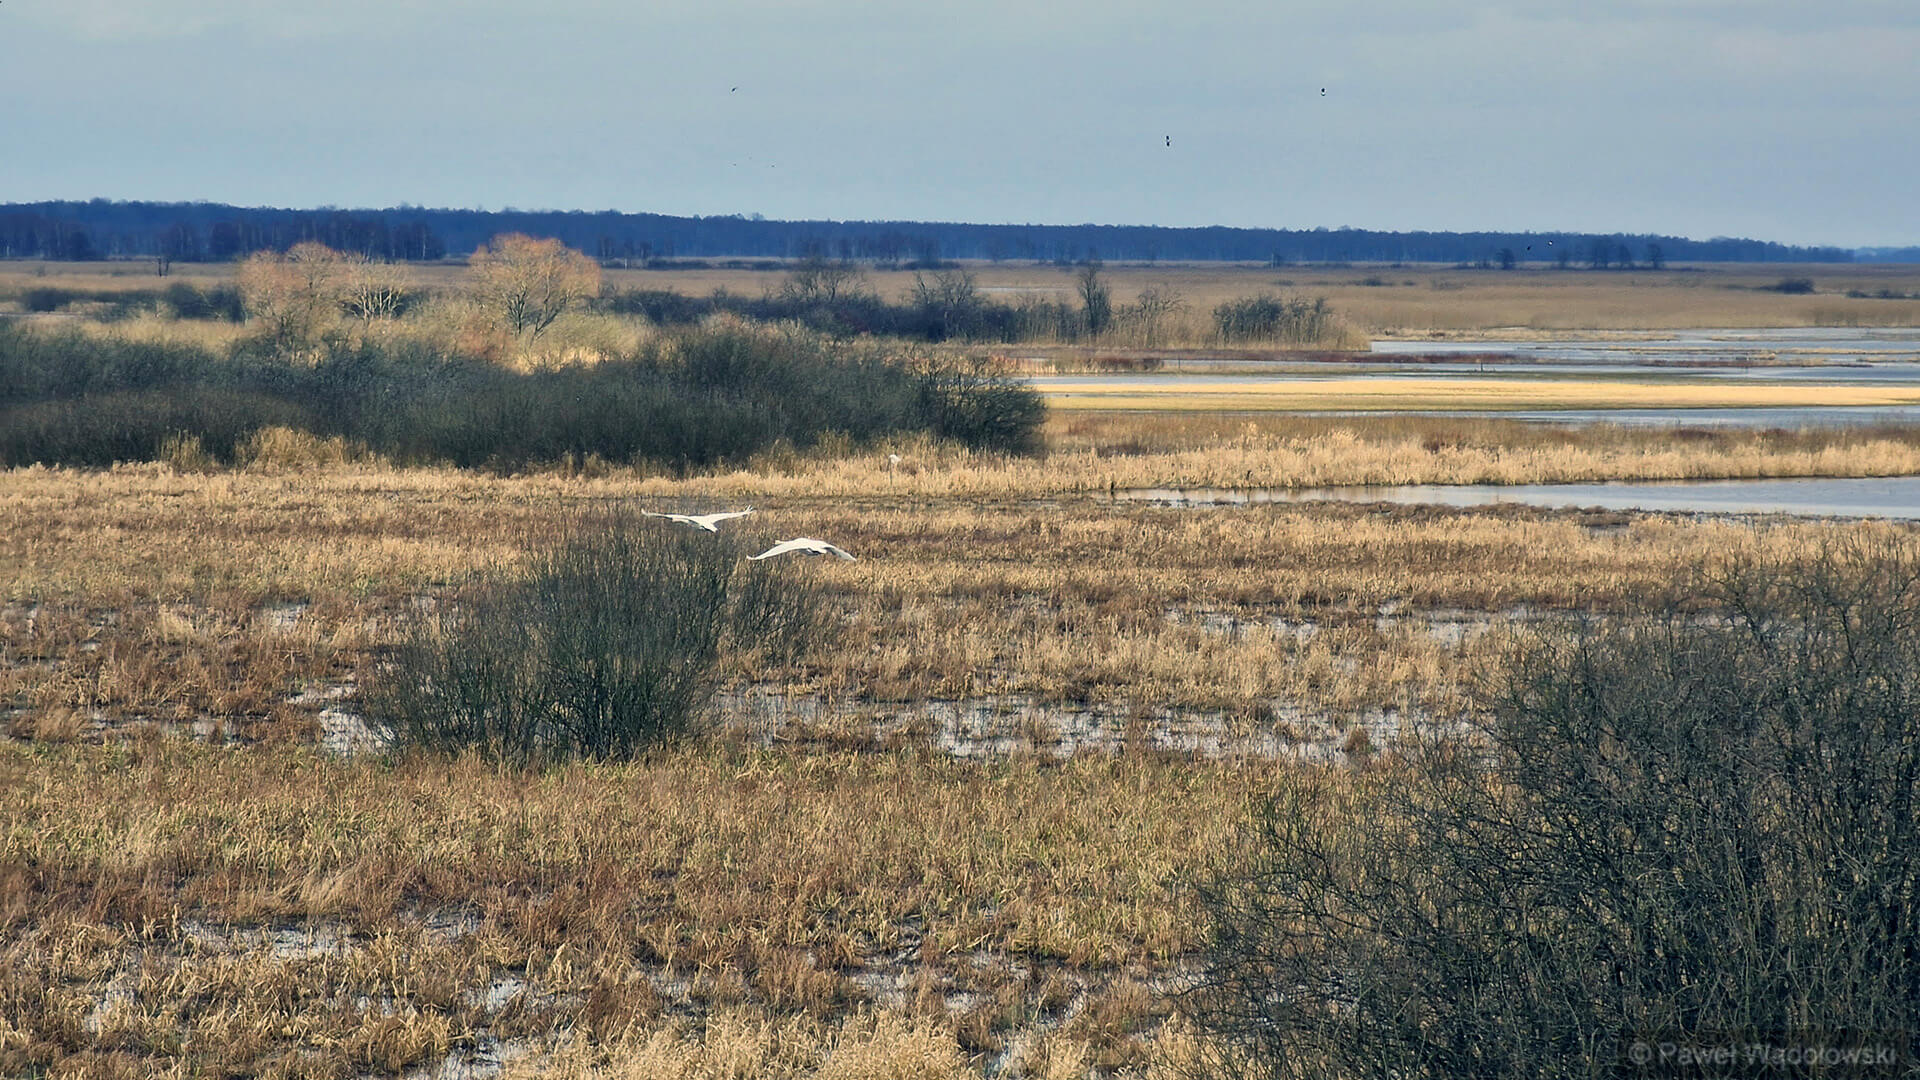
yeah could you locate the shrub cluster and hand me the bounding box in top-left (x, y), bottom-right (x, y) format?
top-left (0, 319), bottom-right (1045, 469)
top-left (1191, 535), bottom-right (1920, 1079)
top-left (1213, 293), bottom-right (1334, 343)
top-left (365, 510), bottom-right (833, 762)
top-left (9, 283), bottom-right (245, 322)
top-left (161, 281), bottom-right (248, 321)
top-left (598, 277), bottom-right (1342, 347)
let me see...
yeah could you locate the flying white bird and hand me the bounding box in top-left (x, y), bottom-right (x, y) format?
top-left (641, 507), bottom-right (756, 533)
top-left (748, 538), bottom-right (858, 561)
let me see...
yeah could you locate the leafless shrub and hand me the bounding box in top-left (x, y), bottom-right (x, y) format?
top-left (366, 509), bottom-right (834, 762)
top-left (1191, 534), bottom-right (1920, 1078)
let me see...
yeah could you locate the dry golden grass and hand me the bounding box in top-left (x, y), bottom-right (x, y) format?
top-left (6, 443), bottom-right (1910, 750)
top-left (4, 449), bottom-right (1917, 1075)
top-left (0, 739), bottom-right (1256, 1077)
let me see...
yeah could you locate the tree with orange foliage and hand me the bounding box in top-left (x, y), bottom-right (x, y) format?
top-left (467, 233), bottom-right (601, 340)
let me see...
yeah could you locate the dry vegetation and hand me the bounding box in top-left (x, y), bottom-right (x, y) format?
top-left (10, 450), bottom-right (1914, 1075)
top-left (4, 256), bottom-right (1920, 1075)
top-left (12, 259), bottom-right (1920, 344)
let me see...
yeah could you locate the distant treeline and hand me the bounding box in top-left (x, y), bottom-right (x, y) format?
top-left (0, 199), bottom-right (1859, 267)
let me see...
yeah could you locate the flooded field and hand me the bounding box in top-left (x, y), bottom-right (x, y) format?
top-left (1029, 329), bottom-right (1920, 426)
top-left (1369, 327), bottom-right (1920, 365)
top-left (1115, 474), bottom-right (1920, 520)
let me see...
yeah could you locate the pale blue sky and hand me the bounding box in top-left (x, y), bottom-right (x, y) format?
top-left (2, 1), bottom-right (1915, 247)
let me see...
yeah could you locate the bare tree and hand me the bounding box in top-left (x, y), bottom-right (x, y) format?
top-left (910, 268), bottom-right (982, 340)
top-left (780, 255), bottom-right (868, 306)
top-left (1076, 261), bottom-right (1112, 336)
top-left (1120, 284), bottom-right (1185, 348)
top-left (339, 252), bottom-right (411, 323)
top-left (468, 233), bottom-right (602, 340)
top-left (237, 241), bottom-right (346, 352)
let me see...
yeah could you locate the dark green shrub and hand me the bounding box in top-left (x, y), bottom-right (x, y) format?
top-left (917, 359), bottom-right (1047, 454)
top-left (365, 511), bottom-right (834, 763)
top-left (1190, 535), bottom-right (1920, 1079)
top-left (161, 282), bottom-right (247, 321)
top-left (0, 323), bottom-right (221, 405)
top-left (594, 287), bottom-right (716, 325)
top-left (0, 387), bottom-right (309, 467)
top-left (22, 286), bottom-right (80, 312)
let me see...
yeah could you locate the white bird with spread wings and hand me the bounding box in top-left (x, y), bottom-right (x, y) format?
top-left (748, 538), bottom-right (858, 561)
top-left (641, 507), bottom-right (757, 533)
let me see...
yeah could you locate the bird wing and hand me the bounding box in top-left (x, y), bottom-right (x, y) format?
top-left (749, 537), bottom-right (857, 561)
top-left (698, 508), bottom-right (757, 525)
top-left (641, 510), bottom-right (694, 524)
top-left (748, 539), bottom-right (806, 560)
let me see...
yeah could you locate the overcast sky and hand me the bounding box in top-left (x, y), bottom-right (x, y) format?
top-left (2, 1), bottom-right (1915, 247)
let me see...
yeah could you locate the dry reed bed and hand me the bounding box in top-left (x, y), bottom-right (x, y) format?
top-left (0, 740), bottom-right (1254, 1077)
top-left (660, 431), bottom-right (1920, 497)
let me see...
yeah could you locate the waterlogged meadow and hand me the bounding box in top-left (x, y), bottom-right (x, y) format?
top-left (5, 255), bottom-right (1920, 1076)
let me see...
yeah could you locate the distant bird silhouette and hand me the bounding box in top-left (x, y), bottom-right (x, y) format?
top-left (642, 508), bottom-right (756, 533)
top-left (1166, 135), bottom-right (1172, 147)
top-left (749, 538), bottom-right (857, 561)
top-left (731, 86), bottom-right (738, 92)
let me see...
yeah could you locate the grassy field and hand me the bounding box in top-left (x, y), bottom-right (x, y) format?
top-left (4, 258), bottom-right (1920, 1076)
top-left (7, 450), bottom-right (1905, 1077)
top-left (9, 259), bottom-right (1920, 339)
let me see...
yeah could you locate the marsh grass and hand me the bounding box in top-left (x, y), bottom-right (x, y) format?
top-left (8, 253), bottom-right (1920, 1074)
top-left (5, 458), bottom-right (1902, 753)
top-left (0, 740), bottom-right (1254, 1077)
top-left (366, 510), bottom-right (833, 762)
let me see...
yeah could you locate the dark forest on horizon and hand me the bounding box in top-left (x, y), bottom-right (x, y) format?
top-left (0, 198), bottom-right (1892, 268)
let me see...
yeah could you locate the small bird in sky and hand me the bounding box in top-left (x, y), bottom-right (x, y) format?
top-left (731, 86), bottom-right (738, 92)
top-left (1165, 135), bottom-right (1172, 148)
top-left (1320, 88), bottom-right (1327, 96)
